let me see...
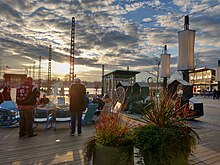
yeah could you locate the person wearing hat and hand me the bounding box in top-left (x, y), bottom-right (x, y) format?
top-left (16, 77), bottom-right (40, 137)
top-left (69, 78), bottom-right (86, 136)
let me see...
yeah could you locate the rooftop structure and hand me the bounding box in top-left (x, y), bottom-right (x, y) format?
top-left (103, 70), bottom-right (140, 98)
top-left (3, 73), bottom-right (27, 88)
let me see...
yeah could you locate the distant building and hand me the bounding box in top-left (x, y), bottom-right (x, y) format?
top-left (3, 73), bottom-right (27, 88)
top-left (132, 82), bottom-right (149, 101)
top-left (189, 67), bottom-right (217, 93)
top-left (103, 70), bottom-right (140, 98)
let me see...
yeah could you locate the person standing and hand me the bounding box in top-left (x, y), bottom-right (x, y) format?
top-left (69, 78), bottom-right (86, 136)
top-left (2, 85), bottom-right (12, 101)
top-left (16, 77), bottom-right (40, 137)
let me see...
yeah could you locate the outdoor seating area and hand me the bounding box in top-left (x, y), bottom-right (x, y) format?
top-left (0, 98), bottom-right (101, 130)
top-left (0, 96), bottom-right (220, 164)
top-left (0, 101), bottom-right (220, 164)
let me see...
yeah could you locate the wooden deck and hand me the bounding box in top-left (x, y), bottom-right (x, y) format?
top-left (189, 128), bottom-right (220, 165)
top-left (0, 122), bottom-right (94, 165)
top-left (0, 96), bottom-right (220, 165)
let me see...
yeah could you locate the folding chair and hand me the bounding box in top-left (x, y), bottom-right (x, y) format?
top-left (82, 104), bottom-right (98, 126)
top-left (0, 100), bottom-right (19, 111)
top-left (34, 109), bottom-right (53, 129)
top-left (0, 101), bottom-right (20, 128)
top-left (0, 109), bottom-right (20, 128)
top-left (52, 110), bottom-right (71, 131)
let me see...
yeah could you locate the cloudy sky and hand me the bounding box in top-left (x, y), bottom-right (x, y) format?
top-left (0, 0), bottom-right (219, 82)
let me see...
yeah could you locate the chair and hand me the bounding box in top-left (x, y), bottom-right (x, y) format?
top-left (34, 109), bottom-right (53, 129)
top-left (52, 110), bottom-right (71, 130)
top-left (0, 101), bottom-right (20, 128)
top-left (0, 108), bottom-right (20, 128)
top-left (55, 110), bottom-right (71, 122)
top-left (0, 100), bottom-right (19, 111)
top-left (82, 104), bottom-right (98, 126)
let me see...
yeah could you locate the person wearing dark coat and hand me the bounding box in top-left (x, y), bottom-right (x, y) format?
top-left (69, 78), bottom-right (86, 136)
top-left (2, 85), bottom-right (12, 101)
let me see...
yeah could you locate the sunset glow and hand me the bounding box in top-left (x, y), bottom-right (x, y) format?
top-left (0, 0), bottom-right (219, 81)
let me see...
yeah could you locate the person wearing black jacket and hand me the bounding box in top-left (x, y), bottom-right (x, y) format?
top-left (2, 85), bottom-right (12, 101)
top-left (16, 77), bottom-right (40, 137)
top-left (69, 78), bottom-right (86, 136)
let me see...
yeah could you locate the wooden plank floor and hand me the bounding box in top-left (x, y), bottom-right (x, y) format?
top-left (188, 128), bottom-right (220, 165)
top-left (0, 122), bottom-right (94, 165)
top-left (0, 96), bottom-right (220, 165)
top-left (0, 126), bottom-right (219, 165)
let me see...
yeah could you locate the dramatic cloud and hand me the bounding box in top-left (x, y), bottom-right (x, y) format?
top-left (0, 0), bottom-right (219, 81)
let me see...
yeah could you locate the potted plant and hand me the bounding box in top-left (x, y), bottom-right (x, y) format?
top-left (85, 108), bottom-right (135, 165)
top-left (134, 90), bottom-right (199, 165)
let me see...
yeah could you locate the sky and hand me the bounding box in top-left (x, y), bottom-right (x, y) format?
top-left (0, 0), bottom-right (219, 82)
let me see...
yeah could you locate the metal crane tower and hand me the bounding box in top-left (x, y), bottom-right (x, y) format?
top-left (69, 17), bottom-right (75, 85)
top-left (38, 56), bottom-right (41, 88)
top-left (47, 45), bottom-right (52, 95)
top-left (33, 61), bottom-right (35, 79)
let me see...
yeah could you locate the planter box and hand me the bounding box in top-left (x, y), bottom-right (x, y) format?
top-left (93, 143), bottom-right (134, 165)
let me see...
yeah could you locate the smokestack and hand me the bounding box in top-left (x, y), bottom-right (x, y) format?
top-left (184, 15), bottom-right (189, 30)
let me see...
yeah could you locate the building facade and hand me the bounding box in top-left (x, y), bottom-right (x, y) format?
top-left (3, 73), bottom-right (27, 88)
top-left (189, 68), bottom-right (217, 94)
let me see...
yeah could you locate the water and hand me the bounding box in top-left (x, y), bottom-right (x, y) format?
top-left (41, 87), bottom-right (101, 96)
top-left (10, 87), bottom-right (101, 105)
top-left (86, 88), bottom-right (101, 95)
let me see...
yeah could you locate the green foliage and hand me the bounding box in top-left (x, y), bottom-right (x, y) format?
top-left (130, 100), bottom-right (150, 114)
top-left (134, 124), bottom-right (198, 164)
top-left (85, 136), bottom-right (97, 162)
top-left (134, 90), bottom-right (199, 164)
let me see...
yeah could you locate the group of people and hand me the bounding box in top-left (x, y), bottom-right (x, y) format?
top-left (15, 77), bottom-right (88, 138)
top-left (2, 76), bottom-right (109, 138)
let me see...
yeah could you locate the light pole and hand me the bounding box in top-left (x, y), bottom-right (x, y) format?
top-left (160, 45), bottom-right (170, 90)
top-left (177, 15), bottom-right (195, 83)
top-left (154, 58), bottom-right (160, 93)
top-left (216, 60), bottom-right (220, 91)
top-left (147, 77), bottom-right (153, 97)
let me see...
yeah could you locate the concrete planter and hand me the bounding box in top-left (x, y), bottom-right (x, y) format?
top-left (93, 143), bottom-right (134, 165)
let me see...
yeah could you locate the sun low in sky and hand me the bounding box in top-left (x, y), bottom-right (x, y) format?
top-left (0, 0), bottom-right (219, 82)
